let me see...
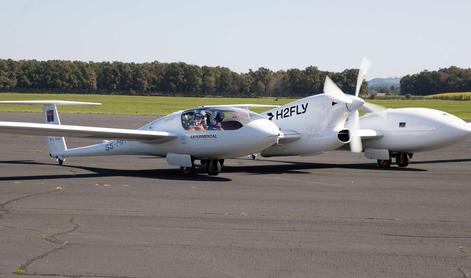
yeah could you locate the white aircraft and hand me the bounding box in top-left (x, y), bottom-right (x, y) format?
top-left (259, 59), bottom-right (471, 168)
top-left (0, 101), bottom-right (282, 175)
top-left (0, 60), bottom-right (469, 174)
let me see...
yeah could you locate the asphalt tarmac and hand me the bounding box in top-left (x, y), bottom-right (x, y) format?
top-left (0, 112), bottom-right (470, 278)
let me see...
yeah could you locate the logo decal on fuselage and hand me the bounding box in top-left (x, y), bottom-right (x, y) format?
top-left (267, 103), bottom-right (308, 121)
top-left (190, 134), bottom-right (217, 139)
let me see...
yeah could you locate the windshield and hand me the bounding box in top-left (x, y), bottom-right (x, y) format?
top-left (181, 107), bottom-right (252, 131)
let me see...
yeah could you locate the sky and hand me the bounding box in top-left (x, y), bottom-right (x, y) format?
top-left (1, 0), bottom-right (470, 79)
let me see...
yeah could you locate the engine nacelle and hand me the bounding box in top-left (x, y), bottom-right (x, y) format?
top-left (337, 129), bottom-right (350, 143)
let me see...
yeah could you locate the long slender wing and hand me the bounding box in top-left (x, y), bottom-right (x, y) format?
top-left (0, 121), bottom-right (176, 142)
top-left (201, 104), bottom-right (280, 109)
top-left (0, 100), bottom-right (101, 106)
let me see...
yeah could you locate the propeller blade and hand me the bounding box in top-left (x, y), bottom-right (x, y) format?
top-left (323, 76), bottom-right (353, 104)
top-left (354, 58), bottom-right (371, 97)
top-left (348, 110), bottom-right (363, 153)
top-left (361, 102), bottom-right (387, 114)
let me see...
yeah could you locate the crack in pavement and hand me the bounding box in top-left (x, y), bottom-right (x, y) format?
top-left (16, 217), bottom-right (79, 275)
top-left (458, 267), bottom-right (470, 278)
top-left (1, 190), bottom-right (137, 278)
top-left (0, 188), bottom-right (60, 219)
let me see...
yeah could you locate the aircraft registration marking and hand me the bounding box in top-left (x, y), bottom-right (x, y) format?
top-left (105, 140), bottom-right (128, 151)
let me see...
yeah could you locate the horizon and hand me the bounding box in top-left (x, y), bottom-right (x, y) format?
top-left (1, 0), bottom-right (470, 79)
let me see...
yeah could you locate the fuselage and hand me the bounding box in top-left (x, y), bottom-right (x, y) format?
top-left (61, 107), bottom-right (280, 159)
top-left (360, 107), bottom-right (471, 152)
top-left (259, 95), bottom-right (470, 157)
top-left (260, 94), bottom-right (351, 156)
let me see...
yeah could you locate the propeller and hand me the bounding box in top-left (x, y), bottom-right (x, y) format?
top-left (323, 58), bottom-right (374, 153)
top-left (323, 76), bottom-right (353, 104)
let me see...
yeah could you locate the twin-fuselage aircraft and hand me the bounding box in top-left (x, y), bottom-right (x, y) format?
top-left (0, 60), bottom-right (469, 175)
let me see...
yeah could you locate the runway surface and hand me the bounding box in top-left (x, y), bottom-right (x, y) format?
top-left (0, 112), bottom-right (470, 278)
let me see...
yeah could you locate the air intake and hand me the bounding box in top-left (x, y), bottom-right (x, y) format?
top-left (337, 129), bottom-right (351, 143)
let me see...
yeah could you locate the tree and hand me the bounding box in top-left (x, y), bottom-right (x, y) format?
top-left (252, 67), bottom-right (273, 97)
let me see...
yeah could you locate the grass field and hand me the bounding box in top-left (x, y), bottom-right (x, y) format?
top-left (425, 92), bottom-right (471, 101)
top-left (0, 92), bottom-right (470, 119)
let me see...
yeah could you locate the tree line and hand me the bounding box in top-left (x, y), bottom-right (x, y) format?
top-left (400, 66), bottom-right (471, 95)
top-left (0, 59), bottom-right (365, 97)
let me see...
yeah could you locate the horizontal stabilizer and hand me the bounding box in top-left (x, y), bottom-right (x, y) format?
top-left (0, 100), bottom-right (101, 106)
top-left (0, 121), bottom-right (176, 142)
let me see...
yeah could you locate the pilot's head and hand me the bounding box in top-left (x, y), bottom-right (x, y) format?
top-left (214, 111), bottom-right (224, 122)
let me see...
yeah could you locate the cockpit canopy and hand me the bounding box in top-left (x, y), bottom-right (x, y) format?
top-left (181, 107), bottom-right (261, 131)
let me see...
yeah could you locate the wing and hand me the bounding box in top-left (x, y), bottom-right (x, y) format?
top-left (0, 121), bottom-right (176, 142)
top-left (0, 100), bottom-right (101, 106)
top-left (201, 104), bottom-right (280, 109)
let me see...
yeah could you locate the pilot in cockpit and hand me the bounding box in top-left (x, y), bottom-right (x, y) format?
top-left (194, 112), bottom-right (206, 131)
top-left (209, 111), bottom-right (224, 130)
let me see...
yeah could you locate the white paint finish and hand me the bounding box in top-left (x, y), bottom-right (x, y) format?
top-left (166, 153), bottom-right (193, 167)
top-left (0, 103), bottom-right (281, 164)
top-left (0, 100), bottom-right (101, 106)
top-left (261, 94), bottom-right (351, 156)
top-left (0, 121), bottom-right (176, 141)
top-left (364, 148), bottom-right (390, 160)
top-left (360, 108), bottom-right (471, 152)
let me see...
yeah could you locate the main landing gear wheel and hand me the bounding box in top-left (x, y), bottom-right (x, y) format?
top-left (180, 157), bottom-right (196, 175)
top-left (377, 159), bottom-right (391, 168)
top-left (180, 166), bottom-right (195, 175)
top-left (206, 159), bottom-right (223, 176)
top-left (396, 152), bottom-right (409, 167)
top-left (56, 157), bottom-right (64, 165)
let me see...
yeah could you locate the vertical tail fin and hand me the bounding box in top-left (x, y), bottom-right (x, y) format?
top-left (0, 100), bottom-right (101, 158)
top-left (43, 104), bottom-right (67, 156)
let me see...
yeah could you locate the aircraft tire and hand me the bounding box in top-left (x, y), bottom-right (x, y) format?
top-left (377, 159), bottom-right (391, 168)
top-left (396, 152), bottom-right (409, 167)
top-left (180, 166), bottom-right (195, 175)
top-left (207, 159), bottom-right (222, 176)
top-left (57, 158), bottom-right (64, 166)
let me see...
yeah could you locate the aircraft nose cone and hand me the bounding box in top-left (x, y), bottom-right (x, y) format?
top-left (445, 120), bottom-right (471, 136)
